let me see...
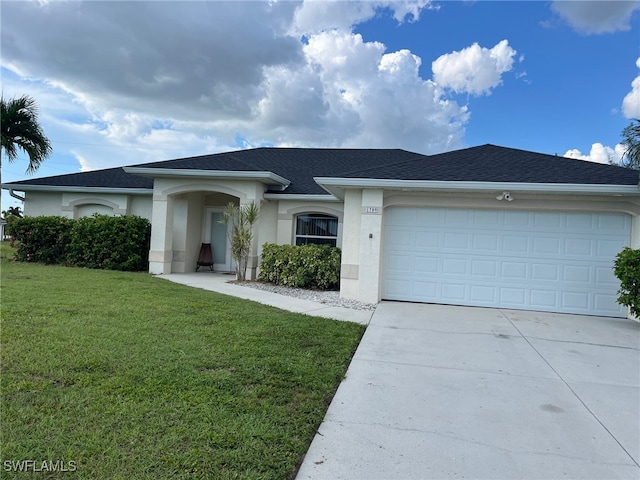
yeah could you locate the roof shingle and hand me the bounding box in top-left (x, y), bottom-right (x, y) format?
top-left (4, 145), bottom-right (638, 194)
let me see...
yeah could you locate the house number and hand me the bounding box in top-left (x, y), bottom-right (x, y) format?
top-left (365, 207), bottom-right (379, 214)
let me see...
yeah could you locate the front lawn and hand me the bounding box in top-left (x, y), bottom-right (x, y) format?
top-left (0, 244), bottom-right (365, 479)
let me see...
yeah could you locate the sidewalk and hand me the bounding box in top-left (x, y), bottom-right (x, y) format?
top-left (159, 272), bottom-right (374, 325)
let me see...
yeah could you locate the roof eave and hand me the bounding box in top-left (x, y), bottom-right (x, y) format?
top-left (1, 184), bottom-right (152, 195)
top-left (124, 167), bottom-right (291, 191)
top-left (313, 178), bottom-right (640, 199)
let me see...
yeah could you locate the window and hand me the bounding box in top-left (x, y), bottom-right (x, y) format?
top-left (295, 214), bottom-right (338, 247)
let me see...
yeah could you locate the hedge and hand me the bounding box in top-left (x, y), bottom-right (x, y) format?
top-left (6, 216), bottom-right (73, 264)
top-left (7, 215), bottom-right (151, 272)
top-left (259, 243), bottom-right (341, 290)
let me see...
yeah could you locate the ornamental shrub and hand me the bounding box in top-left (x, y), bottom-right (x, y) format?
top-left (259, 243), bottom-right (341, 290)
top-left (66, 215), bottom-right (151, 271)
top-left (6, 214), bottom-right (151, 271)
top-left (613, 247), bottom-right (640, 317)
top-left (7, 216), bottom-right (73, 264)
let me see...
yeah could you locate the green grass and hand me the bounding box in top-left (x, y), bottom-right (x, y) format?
top-left (0, 242), bottom-right (365, 479)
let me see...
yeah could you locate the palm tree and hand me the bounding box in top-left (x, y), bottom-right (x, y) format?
top-left (621, 119), bottom-right (640, 169)
top-left (1, 94), bottom-right (52, 185)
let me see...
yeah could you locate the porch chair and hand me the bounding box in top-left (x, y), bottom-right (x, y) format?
top-left (196, 243), bottom-right (214, 272)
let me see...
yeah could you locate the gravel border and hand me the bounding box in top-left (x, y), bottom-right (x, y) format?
top-left (233, 281), bottom-right (377, 311)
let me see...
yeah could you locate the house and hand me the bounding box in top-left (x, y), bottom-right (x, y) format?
top-left (3, 144), bottom-right (640, 318)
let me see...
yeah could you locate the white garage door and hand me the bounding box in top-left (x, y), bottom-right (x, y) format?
top-left (382, 207), bottom-right (631, 317)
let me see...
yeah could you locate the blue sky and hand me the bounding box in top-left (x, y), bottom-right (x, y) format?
top-left (1, 1), bottom-right (639, 210)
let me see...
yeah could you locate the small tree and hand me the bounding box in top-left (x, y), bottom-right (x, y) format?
top-left (613, 247), bottom-right (640, 317)
top-left (219, 201), bottom-right (260, 281)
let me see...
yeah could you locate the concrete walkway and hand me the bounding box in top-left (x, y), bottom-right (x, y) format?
top-left (296, 302), bottom-right (640, 480)
top-left (159, 272), bottom-right (374, 325)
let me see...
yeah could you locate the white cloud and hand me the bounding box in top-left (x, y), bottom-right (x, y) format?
top-left (0, 0), bottom-right (501, 174)
top-left (431, 40), bottom-right (517, 96)
top-left (551, 0), bottom-right (640, 35)
top-left (622, 57), bottom-right (640, 119)
top-left (563, 143), bottom-right (627, 164)
top-left (292, 0), bottom-right (432, 34)
top-left (256, 30), bottom-right (469, 152)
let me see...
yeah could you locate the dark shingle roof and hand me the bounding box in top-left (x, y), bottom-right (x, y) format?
top-left (4, 145), bottom-right (638, 194)
top-left (4, 167), bottom-right (153, 190)
top-left (134, 148), bottom-right (422, 194)
top-left (336, 144), bottom-right (639, 185)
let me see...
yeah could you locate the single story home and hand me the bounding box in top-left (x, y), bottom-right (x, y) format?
top-left (3, 144), bottom-right (640, 318)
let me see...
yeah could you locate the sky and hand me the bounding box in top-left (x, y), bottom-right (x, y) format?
top-left (1, 0), bottom-right (639, 211)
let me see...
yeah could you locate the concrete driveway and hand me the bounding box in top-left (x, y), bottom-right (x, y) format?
top-left (296, 302), bottom-right (640, 480)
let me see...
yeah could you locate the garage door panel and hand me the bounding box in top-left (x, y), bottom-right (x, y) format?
top-left (562, 292), bottom-right (590, 310)
top-left (531, 263), bottom-right (558, 281)
top-left (442, 258), bottom-right (467, 275)
top-left (530, 290), bottom-right (558, 308)
top-left (534, 212), bottom-right (563, 228)
top-left (500, 287), bottom-right (527, 306)
top-left (416, 231), bottom-right (439, 248)
top-left (563, 265), bottom-right (592, 283)
top-left (441, 283), bottom-right (466, 301)
top-left (470, 285), bottom-right (497, 302)
top-left (597, 239), bottom-right (627, 256)
top-left (564, 238), bottom-right (593, 256)
top-left (532, 237), bottom-right (561, 255)
top-left (443, 232), bottom-right (470, 250)
top-left (473, 234), bottom-right (500, 252)
top-left (599, 213), bottom-right (630, 231)
top-left (444, 209), bottom-right (471, 226)
top-left (471, 259), bottom-right (498, 276)
top-left (502, 261), bottom-right (528, 279)
top-left (504, 211), bottom-right (530, 227)
top-left (413, 280), bottom-right (437, 298)
top-left (566, 212), bottom-right (594, 229)
top-left (382, 207), bottom-right (630, 317)
top-left (595, 266), bottom-right (617, 284)
top-left (415, 255), bottom-right (438, 274)
top-left (502, 235), bottom-right (530, 254)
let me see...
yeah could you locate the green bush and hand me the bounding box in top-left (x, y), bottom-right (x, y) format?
top-left (259, 243), bottom-right (341, 290)
top-left (7, 214), bottom-right (151, 271)
top-left (66, 215), bottom-right (151, 271)
top-left (7, 216), bottom-right (73, 264)
top-left (613, 247), bottom-right (640, 316)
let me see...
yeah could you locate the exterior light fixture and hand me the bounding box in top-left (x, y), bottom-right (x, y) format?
top-left (496, 191), bottom-right (513, 202)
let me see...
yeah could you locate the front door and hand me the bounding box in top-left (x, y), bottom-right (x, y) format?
top-left (205, 209), bottom-right (233, 273)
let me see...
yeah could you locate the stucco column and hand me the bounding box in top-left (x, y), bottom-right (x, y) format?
top-left (148, 193), bottom-right (174, 274)
top-left (357, 189), bottom-right (384, 304)
top-left (340, 189), bottom-right (363, 300)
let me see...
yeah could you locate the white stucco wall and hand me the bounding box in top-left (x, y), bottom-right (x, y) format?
top-left (23, 191), bottom-right (64, 216)
top-left (130, 195), bottom-right (152, 219)
top-left (21, 190), bottom-right (153, 220)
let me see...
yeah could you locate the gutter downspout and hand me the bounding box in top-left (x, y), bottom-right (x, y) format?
top-left (9, 189), bottom-right (25, 202)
